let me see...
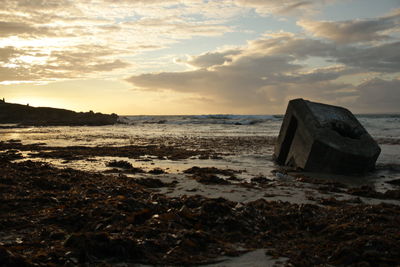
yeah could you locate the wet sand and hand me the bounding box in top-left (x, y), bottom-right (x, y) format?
top-left (1, 139), bottom-right (400, 266)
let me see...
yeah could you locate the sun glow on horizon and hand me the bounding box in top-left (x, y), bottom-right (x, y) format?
top-left (0, 0), bottom-right (399, 114)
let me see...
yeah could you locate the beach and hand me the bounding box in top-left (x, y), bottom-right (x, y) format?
top-left (1, 114), bottom-right (400, 266)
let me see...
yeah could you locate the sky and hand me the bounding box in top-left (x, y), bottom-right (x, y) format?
top-left (0, 0), bottom-right (399, 115)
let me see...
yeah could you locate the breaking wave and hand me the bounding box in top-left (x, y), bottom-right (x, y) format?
top-left (120, 114), bottom-right (280, 126)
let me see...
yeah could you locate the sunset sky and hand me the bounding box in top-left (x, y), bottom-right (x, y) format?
top-left (1, 0), bottom-right (399, 115)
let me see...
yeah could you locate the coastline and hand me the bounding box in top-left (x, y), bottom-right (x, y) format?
top-left (0, 101), bottom-right (118, 126)
top-left (1, 136), bottom-right (400, 265)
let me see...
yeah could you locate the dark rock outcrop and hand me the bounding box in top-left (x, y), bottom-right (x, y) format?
top-left (274, 98), bottom-right (380, 174)
top-left (0, 101), bottom-right (118, 126)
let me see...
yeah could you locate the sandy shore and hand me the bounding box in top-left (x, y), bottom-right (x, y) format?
top-left (1, 140), bottom-right (400, 266)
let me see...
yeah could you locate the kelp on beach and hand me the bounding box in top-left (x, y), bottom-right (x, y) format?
top-left (1, 148), bottom-right (400, 266)
top-left (1, 114), bottom-right (400, 266)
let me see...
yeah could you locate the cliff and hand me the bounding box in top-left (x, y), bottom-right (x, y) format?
top-left (0, 101), bottom-right (119, 126)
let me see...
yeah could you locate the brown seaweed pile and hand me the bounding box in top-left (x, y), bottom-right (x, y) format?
top-left (0, 140), bottom-right (215, 161)
top-left (184, 166), bottom-right (242, 184)
top-left (1, 158), bottom-right (400, 266)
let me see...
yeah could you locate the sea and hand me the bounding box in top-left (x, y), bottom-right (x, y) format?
top-left (1, 114), bottom-right (399, 204)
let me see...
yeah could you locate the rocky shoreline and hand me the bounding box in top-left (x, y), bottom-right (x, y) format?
top-left (0, 101), bottom-right (118, 126)
top-left (1, 140), bottom-right (400, 266)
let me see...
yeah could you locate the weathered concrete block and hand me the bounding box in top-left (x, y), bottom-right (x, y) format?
top-left (274, 99), bottom-right (381, 174)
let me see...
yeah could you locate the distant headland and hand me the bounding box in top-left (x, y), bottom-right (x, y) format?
top-left (0, 98), bottom-right (118, 126)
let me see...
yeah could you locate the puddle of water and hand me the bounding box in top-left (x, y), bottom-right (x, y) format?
top-left (204, 249), bottom-right (288, 267)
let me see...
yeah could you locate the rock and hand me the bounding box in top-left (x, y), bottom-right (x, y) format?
top-left (250, 176), bottom-right (270, 184)
top-left (0, 246), bottom-right (31, 266)
top-left (64, 232), bottom-right (142, 263)
top-left (0, 150), bottom-right (23, 161)
top-left (195, 174), bottom-right (231, 185)
top-left (184, 166), bottom-right (239, 184)
top-left (384, 189), bottom-right (400, 199)
top-left (106, 160), bottom-right (134, 169)
top-left (135, 178), bottom-right (170, 188)
top-left (329, 246), bottom-right (360, 265)
top-left (274, 98), bottom-right (381, 174)
top-left (347, 186), bottom-right (400, 200)
top-left (148, 168), bottom-right (165, 175)
top-left (386, 179), bottom-right (400, 186)
top-left (347, 186), bottom-right (382, 198)
top-left (184, 166), bottom-right (240, 177)
top-left (0, 101), bottom-right (118, 126)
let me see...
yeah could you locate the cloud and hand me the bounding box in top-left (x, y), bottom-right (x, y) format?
top-left (182, 50), bottom-right (243, 68)
top-left (235, 0), bottom-right (338, 16)
top-left (271, 65), bottom-right (355, 84)
top-left (247, 32), bottom-right (400, 73)
top-left (334, 41), bottom-right (400, 73)
top-left (0, 0), bottom-right (241, 83)
top-left (298, 9), bottom-right (400, 43)
top-left (6, 0), bottom-right (73, 10)
top-left (249, 32), bottom-right (336, 59)
top-left (2, 0), bottom-right (400, 115)
top-left (0, 66), bottom-right (34, 82)
top-left (126, 35), bottom-right (334, 110)
top-left (354, 78), bottom-right (400, 113)
top-left (0, 47), bottom-right (21, 62)
top-left (0, 21), bottom-right (57, 38)
top-left (127, 53), bottom-right (302, 111)
top-left (121, 17), bottom-right (232, 40)
top-left (89, 60), bottom-right (131, 72)
top-left (126, 32), bottom-right (400, 112)
top-left (0, 46), bottom-right (130, 82)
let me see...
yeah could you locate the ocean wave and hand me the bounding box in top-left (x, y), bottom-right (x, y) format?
top-left (376, 138), bottom-right (400, 145)
top-left (121, 114), bottom-right (280, 126)
top-left (357, 114), bottom-right (400, 119)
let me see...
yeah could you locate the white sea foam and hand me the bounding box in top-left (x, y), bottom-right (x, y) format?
top-left (0, 114), bottom-right (399, 146)
top-left (122, 114), bottom-right (279, 126)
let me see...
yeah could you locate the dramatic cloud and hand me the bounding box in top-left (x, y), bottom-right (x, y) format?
top-left (127, 31), bottom-right (400, 112)
top-left (298, 9), bottom-right (400, 43)
top-left (0, 0), bottom-right (238, 83)
top-left (127, 53), bottom-right (302, 111)
top-left (2, 0), bottom-right (399, 113)
top-left (126, 35), bottom-right (326, 109)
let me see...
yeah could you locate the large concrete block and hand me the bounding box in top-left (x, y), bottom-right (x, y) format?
top-left (274, 99), bottom-right (381, 174)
